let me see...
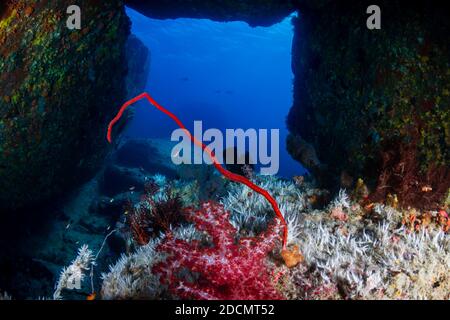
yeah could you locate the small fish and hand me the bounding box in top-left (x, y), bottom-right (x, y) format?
top-left (129, 186), bottom-right (135, 191)
top-left (421, 185), bottom-right (432, 192)
top-left (110, 198), bottom-right (115, 203)
top-left (65, 223), bottom-right (71, 230)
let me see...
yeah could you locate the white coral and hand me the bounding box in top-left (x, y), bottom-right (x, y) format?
top-left (0, 291), bottom-right (12, 300)
top-left (99, 175), bottom-right (449, 300)
top-left (298, 210), bottom-right (450, 299)
top-left (221, 175), bottom-right (305, 244)
top-left (330, 189), bottom-right (351, 210)
top-left (100, 237), bottom-right (164, 299)
top-left (152, 174), bottom-right (167, 187)
top-left (53, 245), bottom-right (94, 300)
top-left (220, 176), bottom-right (449, 299)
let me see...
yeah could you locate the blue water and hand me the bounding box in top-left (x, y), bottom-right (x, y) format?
top-left (125, 8), bottom-right (304, 177)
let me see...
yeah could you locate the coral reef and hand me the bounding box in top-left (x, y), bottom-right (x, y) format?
top-left (83, 174), bottom-right (450, 300)
top-left (153, 201), bottom-right (283, 300)
top-left (296, 203), bottom-right (450, 299)
top-left (224, 180), bottom-right (449, 299)
top-left (101, 238), bottom-right (163, 300)
top-left (221, 175), bottom-right (324, 244)
top-left (1, 0), bottom-right (449, 300)
top-left (127, 180), bottom-right (186, 244)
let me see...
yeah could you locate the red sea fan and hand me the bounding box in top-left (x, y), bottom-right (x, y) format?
top-left (152, 201), bottom-right (284, 300)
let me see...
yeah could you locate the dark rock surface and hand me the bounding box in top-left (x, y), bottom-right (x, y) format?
top-left (0, 1), bottom-right (130, 210)
top-left (115, 139), bottom-right (157, 170)
top-left (100, 138), bottom-right (179, 197)
top-left (287, 2), bottom-right (450, 208)
top-left (0, 177), bottom-right (117, 299)
top-left (126, 35), bottom-right (151, 99)
top-left (91, 191), bottom-right (140, 219)
top-left (125, 0), bottom-right (295, 27)
top-left (101, 165), bottom-right (147, 197)
top-left (114, 139), bottom-right (178, 177)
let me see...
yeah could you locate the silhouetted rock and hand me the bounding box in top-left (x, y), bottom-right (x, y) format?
top-left (113, 139), bottom-right (179, 178)
top-left (125, 0), bottom-right (295, 27)
top-left (115, 140), bottom-right (155, 170)
top-left (126, 35), bottom-right (150, 98)
top-left (101, 165), bottom-right (146, 197)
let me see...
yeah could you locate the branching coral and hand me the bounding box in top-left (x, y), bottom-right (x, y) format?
top-left (100, 223), bottom-right (203, 300)
top-left (127, 180), bottom-right (186, 245)
top-left (53, 245), bottom-right (94, 300)
top-left (221, 176), bottom-right (309, 244)
top-left (101, 238), bottom-right (163, 300)
top-left (296, 204), bottom-right (450, 299)
top-left (152, 201), bottom-right (284, 300)
top-left (100, 175), bottom-right (449, 300)
top-left (220, 177), bottom-right (449, 299)
top-left (0, 291), bottom-right (12, 300)
top-left (328, 189), bottom-right (351, 222)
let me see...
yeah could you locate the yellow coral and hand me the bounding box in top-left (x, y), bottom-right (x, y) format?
top-left (0, 9), bottom-right (17, 32)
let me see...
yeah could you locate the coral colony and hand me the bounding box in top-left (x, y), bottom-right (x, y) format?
top-left (107, 92), bottom-right (293, 254)
top-left (56, 174), bottom-right (449, 300)
top-left (47, 93), bottom-right (448, 301)
top-left (152, 202), bottom-right (283, 300)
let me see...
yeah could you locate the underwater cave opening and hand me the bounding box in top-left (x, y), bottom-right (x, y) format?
top-left (123, 7), bottom-right (304, 178)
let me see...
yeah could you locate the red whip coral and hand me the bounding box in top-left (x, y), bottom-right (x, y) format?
top-left (107, 92), bottom-right (289, 249)
top-left (152, 201), bottom-right (284, 300)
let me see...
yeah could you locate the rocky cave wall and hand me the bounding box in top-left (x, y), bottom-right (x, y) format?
top-left (0, 1), bottom-right (132, 210)
top-left (287, 1), bottom-right (450, 209)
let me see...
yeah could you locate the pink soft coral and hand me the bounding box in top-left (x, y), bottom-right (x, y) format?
top-left (152, 201), bottom-right (284, 300)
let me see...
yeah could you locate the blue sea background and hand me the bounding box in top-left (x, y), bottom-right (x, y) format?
top-left (124, 8), bottom-right (304, 177)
